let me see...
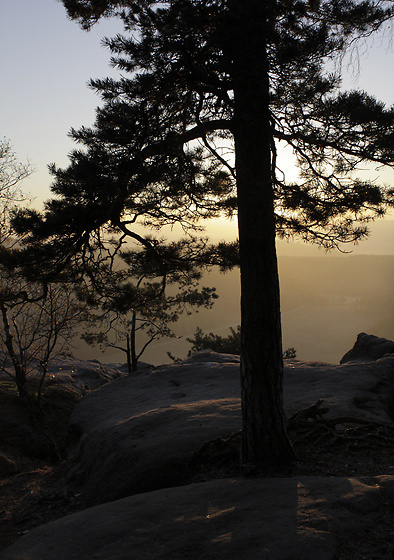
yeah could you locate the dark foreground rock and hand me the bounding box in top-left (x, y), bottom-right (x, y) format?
top-left (2, 475), bottom-right (394, 560)
top-left (0, 356), bottom-right (136, 473)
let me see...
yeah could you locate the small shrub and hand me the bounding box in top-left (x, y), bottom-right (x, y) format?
top-left (283, 347), bottom-right (297, 359)
top-left (187, 326), bottom-right (241, 356)
top-left (183, 326), bottom-right (296, 359)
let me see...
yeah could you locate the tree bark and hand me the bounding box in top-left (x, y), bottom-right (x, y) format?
top-left (130, 310), bottom-right (138, 373)
top-left (0, 302), bottom-right (29, 401)
top-left (230, 0), bottom-right (295, 468)
top-left (126, 333), bottom-right (132, 375)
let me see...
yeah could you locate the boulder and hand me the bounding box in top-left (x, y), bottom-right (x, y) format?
top-left (67, 352), bottom-right (242, 505)
top-left (340, 333), bottom-right (394, 364)
top-left (66, 350), bottom-right (394, 506)
top-left (43, 356), bottom-right (129, 390)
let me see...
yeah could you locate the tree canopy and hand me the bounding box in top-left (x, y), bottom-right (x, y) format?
top-left (13, 0), bottom-right (394, 468)
top-left (17, 1), bottom-right (394, 266)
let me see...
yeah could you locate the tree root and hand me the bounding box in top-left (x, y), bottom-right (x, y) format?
top-left (287, 400), bottom-right (394, 452)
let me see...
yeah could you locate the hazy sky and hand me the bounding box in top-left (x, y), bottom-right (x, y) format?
top-left (1, 0), bottom-right (394, 252)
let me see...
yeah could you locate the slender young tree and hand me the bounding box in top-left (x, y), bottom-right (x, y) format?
top-left (80, 238), bottom-right (219, 373)
top-left (15, 0), bottom-right (394, 468)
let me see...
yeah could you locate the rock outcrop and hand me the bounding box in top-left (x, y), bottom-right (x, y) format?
top-left (65, 348), bottom-right (394, 506)
top-left (3, 336), bottom-right (394, 560)
top-left (340, 332), bottom-right (394, 363)
top-left (3, 475), bottom-right (394, 560)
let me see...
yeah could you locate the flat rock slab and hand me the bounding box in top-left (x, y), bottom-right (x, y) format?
top-left (2, 475), bottom-right (393, 560)
top-left (283, 356), bottom-right (394, 422)
top-left (67, 351), bottom-right (394, 505)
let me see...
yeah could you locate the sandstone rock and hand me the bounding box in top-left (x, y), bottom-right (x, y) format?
top-left (3, 346), bottom-right (394, 560)
top-left (0, 452), bottom-right (19, 478)
top-left (340, 332), bottom-right (394, 363)
top-left (1, 476), bottom-right (389, 560)
top-left (43, 356), bottom-right (128, 390)
top-left (66, 351), bottom-right (394, 506)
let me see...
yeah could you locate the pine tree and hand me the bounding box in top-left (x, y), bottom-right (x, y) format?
top-left (14, 0), bottom-right (394, 468)
top-left (80, 238), bottom-right (220, 374)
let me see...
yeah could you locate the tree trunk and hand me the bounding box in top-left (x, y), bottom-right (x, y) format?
top-left (37, 361), bottom-right (48, 405)
top-left (230, 0), bottom-right (295, 469)
top-left (126, 333), bottom-right (132, 375)
top-left (130, 310), bottom-right (138, 373)
top-left (0, 302), bottom-right (29, 401)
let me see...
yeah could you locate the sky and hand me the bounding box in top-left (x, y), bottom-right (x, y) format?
top-left (1, 0), bottom-right (394, 254)
top-left (1, 0), bottom-right (121, 204)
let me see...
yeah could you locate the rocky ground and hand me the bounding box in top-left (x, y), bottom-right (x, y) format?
top-left (0, 357), bottom-right (126, 551)
top-left (2, 334), bottom-right (394, 559)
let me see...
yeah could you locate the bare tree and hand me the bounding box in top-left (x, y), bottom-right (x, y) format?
top-left (0, 278), bottom-right (84, 403)
top-left (0, 141), bottom-right (84, 403)
top-left (0, 138), bottom-right (32, 245)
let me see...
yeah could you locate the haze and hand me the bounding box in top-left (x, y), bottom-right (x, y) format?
top-left (72, 218), bottom-right (394, 366)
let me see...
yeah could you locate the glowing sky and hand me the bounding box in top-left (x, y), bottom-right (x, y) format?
top-left (1, 0), bottom-right (121, 204)
top-left (1, 0), bottom-right (394, 247)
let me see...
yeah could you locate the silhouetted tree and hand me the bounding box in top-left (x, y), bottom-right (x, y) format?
top-left (81, 238), bottom-right (219, 373)
top-left (14, 0), bottom-right (394, 468)
top-left (185, 326), bottom-right (241, 356)
top-left (0, 138), bottom-right (32, 245)
top-left (183, 325), bottom-right (296, 359)
top-left (0, 278), bottom-right (83, 402)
